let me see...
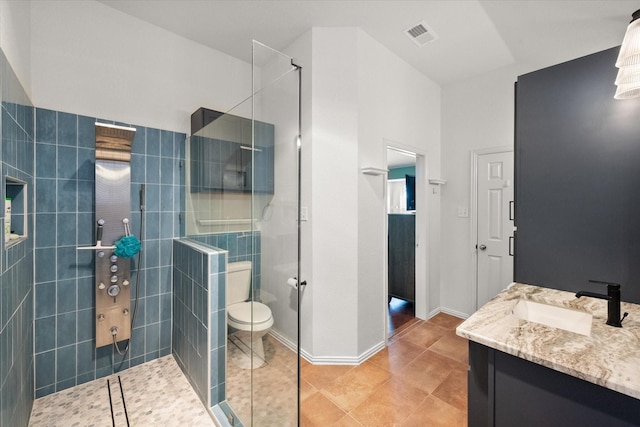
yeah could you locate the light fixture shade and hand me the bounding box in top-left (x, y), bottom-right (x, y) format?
top-left (614, 82), bottom-right (640, 99)
top-left (615, 10), bottom-right (640, 99)
top-left (616, 18), bottom-right (640, 67)
top-left (615, 64), bottom-right (640, 85)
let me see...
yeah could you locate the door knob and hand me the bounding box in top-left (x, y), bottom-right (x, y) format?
top-left (478, 244), bottom-right (487, 251)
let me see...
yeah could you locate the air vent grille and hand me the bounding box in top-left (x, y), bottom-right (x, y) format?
top-left (404, 21), bottom-right (438, 47)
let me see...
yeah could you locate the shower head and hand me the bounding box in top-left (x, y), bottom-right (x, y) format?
top-left (95, 123), bottom-right (136, 162)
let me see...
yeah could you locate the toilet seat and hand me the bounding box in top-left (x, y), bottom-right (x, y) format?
top-left (228, 302), bottom-right (273, 327)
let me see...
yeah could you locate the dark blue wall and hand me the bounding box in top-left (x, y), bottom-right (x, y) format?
top-left (515, 47), bottom-right (640, 303)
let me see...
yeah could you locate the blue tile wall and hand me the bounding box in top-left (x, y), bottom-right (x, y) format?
top-left (172, 238), bottom-right (226, 409)
top-left (0, 49), bottom-right (35, 427)
top-left (33, 109), bottom-right (186, 398)
top-left (191, 232), bottom-right (261, 299)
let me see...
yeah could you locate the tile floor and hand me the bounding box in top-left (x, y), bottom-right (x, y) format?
top-left (300, 312), bottom-right (468, 427)
top-left (387, 298), bottom-right (419, 338)
top-left (27, 311), bottom-right (467, 427)
top-left (227, 335), bottom-right (299, 426)
top-left (28, 355), bottom-right (216, 427)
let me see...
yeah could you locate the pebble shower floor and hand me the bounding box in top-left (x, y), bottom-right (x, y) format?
top-left (28, 355), bottom-right (216, 426)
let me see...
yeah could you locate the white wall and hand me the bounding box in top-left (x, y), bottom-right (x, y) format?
top-left (281, 30), bottom-right (314, 355)
top-left (30, 0), bottom-right (252, 134)
top-left (355, 30), bottom-right (440, 354)
top-left (308, 27), bottom-right (361, 359)
top-left (439, 64), bottom-right (527, 317)
top-left (288, 27), bottom-right (440, 362)
top-left (0, 0), bottom-right (31, 96)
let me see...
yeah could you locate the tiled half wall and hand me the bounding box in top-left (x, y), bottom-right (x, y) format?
top-left (191, 231), bottom-right (261, 298)
top-left (172, 238), bottom-right (227, 408)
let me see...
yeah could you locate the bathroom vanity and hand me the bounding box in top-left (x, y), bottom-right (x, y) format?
top-left (457, 284), bottom-right (640, 427)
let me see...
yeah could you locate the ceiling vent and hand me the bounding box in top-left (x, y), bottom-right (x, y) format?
top-left (404, 21), bottom-right (438, 47)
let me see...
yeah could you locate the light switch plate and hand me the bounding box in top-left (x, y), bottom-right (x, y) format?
top-left (457, 207), bottom-right (469, 218)
top-left (300, 206), bottom-right (309, 221)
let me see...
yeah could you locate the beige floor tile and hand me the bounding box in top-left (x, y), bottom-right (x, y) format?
top-left (322, 363), bottom-right (391, 412)
top-left (334, 414), bottom-right (364, 426)
top-left (301, 392), bottom-right (347, 427)
top-left (429, 331), bottom-right (469, 366)
top-left (402, 395), bottom-right (467, 427)
top-left (427, 312), bottom-right (465, 330)
top-left (397, 350), bottom-right (460, 394)
top-left (367, 338), bottom-right (426, 373)
top-left (301, 378), bottom-right (318, 402)
top-left (432, 367), bottom-right (468, 412)
top-left (397, 321), bottom-right (448, 349)
top-left (350, 378), bottom-right (428, 427)
top-left (302, 363), bottom-right (354, 391)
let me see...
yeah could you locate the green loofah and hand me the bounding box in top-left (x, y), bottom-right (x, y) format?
top-left (114, 235), bottom-right (141, 258)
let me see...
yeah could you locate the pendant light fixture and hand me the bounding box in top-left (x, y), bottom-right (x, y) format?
top-left (615, 10), bottom-right (640, 99)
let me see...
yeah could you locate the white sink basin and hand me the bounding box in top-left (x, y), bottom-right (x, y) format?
top-left (511, 299), bottom-right (593, 336)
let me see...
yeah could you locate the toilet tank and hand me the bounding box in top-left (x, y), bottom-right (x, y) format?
top-left (227, 261), bottom-right (252, 305)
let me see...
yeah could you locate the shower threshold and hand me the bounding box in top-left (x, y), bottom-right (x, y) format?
top-left (28, 355), bottom-right (216, 427)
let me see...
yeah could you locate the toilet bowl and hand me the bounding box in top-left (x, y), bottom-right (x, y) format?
top-left (226, 261), bottom-right (273, 368)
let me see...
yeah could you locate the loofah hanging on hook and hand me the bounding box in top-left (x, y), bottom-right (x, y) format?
top-left (114, 235), bottom-right (141, 258)
top-left (114, 217), bottom-right (141, 258)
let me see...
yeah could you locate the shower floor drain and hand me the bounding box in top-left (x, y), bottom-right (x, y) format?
top-left (107, 376), bottom-right (130, 427)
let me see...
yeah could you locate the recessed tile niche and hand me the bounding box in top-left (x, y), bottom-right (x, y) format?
top-left (5, 176), bottom-right (27, 246)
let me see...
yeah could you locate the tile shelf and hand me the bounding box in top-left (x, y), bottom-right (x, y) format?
top-left (5, 176), bottom-right (27, 247)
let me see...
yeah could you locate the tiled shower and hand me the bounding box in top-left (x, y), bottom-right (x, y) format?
top-left (0, 47), bottom-right (271, 427)
top-left (32, 109), bottom-right (185, 398)
top-left (1, 35), bottom-right (300, 425)
top-left (0, 49), bottom-right (36, 427)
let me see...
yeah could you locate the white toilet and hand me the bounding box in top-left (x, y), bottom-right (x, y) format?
top-left (226, 261), bottom-right (274, 368)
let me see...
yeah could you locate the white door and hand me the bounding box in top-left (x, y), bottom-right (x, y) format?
top-left (476, 151), bottom-right (514, 308)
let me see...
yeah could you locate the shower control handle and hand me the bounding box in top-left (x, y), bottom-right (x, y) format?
top-left (107, 284), bottom-right (120, 297)
top-left (96, 219), bottom-right (105, 243)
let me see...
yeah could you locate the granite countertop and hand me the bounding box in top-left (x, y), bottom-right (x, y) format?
top-left (456, 283), bottom-right (640, 400)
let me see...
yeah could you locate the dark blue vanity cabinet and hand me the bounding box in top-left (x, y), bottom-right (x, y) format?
top-left (190, 109), bottom-right (274, 194)
top-left (468, 342), bottom-right (640, 427)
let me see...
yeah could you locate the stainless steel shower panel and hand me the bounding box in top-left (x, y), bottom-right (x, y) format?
top-left (95, 123), bottom-right (136, 162)
top-left (95, 160), bottom-right (132, 347)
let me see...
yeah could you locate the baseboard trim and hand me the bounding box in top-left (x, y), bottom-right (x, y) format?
top-left (428, 306), bottom-right (470, 320)
top-left (302, 341), bottom-right (385, 365)
top-left (269, 306), bottom-right (469, 366)
top-left (269, 329), bottom-right (385, 365)
top-left (268, 329), bottom-right (297, 353)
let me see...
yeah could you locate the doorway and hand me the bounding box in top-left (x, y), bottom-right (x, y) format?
top-left (471, 147), bottom-right (514, 310)
top-left (385, 146), bottom-right (427, 338)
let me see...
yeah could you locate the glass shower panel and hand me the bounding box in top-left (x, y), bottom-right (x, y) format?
top-left (250, 41), bottom-right (301, 426)
top-left (185, 96), bottom-right (255, 425)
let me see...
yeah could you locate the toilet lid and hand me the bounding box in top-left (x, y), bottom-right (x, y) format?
top-left (228, 302), bottom-right (272, 325)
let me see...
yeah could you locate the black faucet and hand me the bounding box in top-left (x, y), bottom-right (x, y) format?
top-left (575, 280), bottom-right (626, 327)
